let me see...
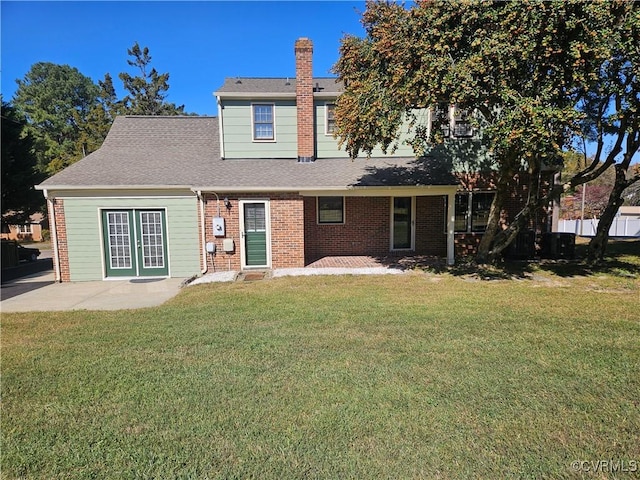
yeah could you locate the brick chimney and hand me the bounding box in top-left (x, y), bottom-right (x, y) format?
top-left (295, 38), bottom-right (315, 163)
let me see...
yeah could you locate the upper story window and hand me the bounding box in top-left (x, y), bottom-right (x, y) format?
top-left (325, 103), bottom-right (336, 135)
top-left (317, 196), bottom-right (344, 224)
top-left (252, 103), bottom-right (275, 141)
top-left (452, 106), bottom-right (474, 137)
top-left (431, 103), bottom-right (451, 138)
top-left (454, 191), bottom-right (494, 232)
top-left (431, 104), bottom-right (474, 139)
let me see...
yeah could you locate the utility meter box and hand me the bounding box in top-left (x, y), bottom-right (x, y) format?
top-left (213, 217), bottom-right (225, 237)
top-left (223, 238), bottom-right (234, 252)
top-left (206, 242), bottom-right (216, 254)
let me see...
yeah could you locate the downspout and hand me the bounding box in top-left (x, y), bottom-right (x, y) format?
top-left (196, 190), bottom-right (208, 275)
top-left (44, 190), bottom-right (61, 282)
top-left (447, 191), bottom-right (456, 266)
top-left (216, 95), bottom-right (225, 158)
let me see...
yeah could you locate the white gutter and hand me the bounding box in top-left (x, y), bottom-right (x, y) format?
top-left (191, 185), bottom-right (458, 195)
top-left (196, 190), bottom-right (208, 275)
top-left (43, 190), bottom-right (61, 282)
top-left (34, 184), bottom-right (195, 191)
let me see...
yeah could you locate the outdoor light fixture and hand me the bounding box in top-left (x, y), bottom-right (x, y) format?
top-left (223, 197), bottom-right (231, 210)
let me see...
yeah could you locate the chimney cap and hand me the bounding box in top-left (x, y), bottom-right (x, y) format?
top-left (295, 37), bottom-right (313, 49)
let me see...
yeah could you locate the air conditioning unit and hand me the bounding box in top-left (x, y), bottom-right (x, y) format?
top-left (504, 230), bottom-right (536, 260)
top-left (541, 232), bottom-right (576, 259)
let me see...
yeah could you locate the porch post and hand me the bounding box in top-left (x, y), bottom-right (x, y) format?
top-left (447, 191), bottom-right (456, 265)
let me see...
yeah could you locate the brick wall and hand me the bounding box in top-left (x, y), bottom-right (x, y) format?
top-left (201, 181), bottom-right (550, 270)
top-left (304, 196), bottom-right (391, 263)
top-left (415, 196), bottom-right (447, 256)
top-left (295, 37), bottom-right (315, 162)
top-left (50, 198), bottom-right (70, 282)
top-left (453, 172), bottom-right (553, 255)
top-left (203, 193), bottom-right (305, 271)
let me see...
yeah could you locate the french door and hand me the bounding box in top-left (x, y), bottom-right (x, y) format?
top-left (102, 209), bottom-right (168, 277)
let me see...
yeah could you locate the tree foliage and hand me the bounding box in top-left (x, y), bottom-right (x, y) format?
top-left (1, 100), bottom-right (45, 223)
top-left (13, 62), bottom-right (99, 175)
top-left (11, 43), bottom-right (189, 177)
top-left (119, 42), bottom-right (185, 115)
top-left (333, 0), bottom-right (638, 263)
top-left (74, 73), bottom-right (123, 159)
top-left (570, 4), bottom-right (640, 262)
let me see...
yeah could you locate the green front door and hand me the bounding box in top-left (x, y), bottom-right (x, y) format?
top-left (243, 202), bottom-right (268, 267)
top-left (103, 209), bottom-right (169, 277)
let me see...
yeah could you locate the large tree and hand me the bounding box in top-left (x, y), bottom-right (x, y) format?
top-left (74, 73), bottom-right (123, 158)
top-left (571, 5), bottom-right (640, 263)
top-left (1, 100), bottom-right (45, 224)
top-left (119, 42), bottom-right (185, 115)
top-left (333, 0), bottom-right (636, 263)
top-left (13, 62), bottom-right (100, 175)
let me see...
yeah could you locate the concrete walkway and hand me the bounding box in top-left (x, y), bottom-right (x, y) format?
top-left (1, 271), bottom-right (185, 312)
top-left (1, 255), bottom-right (415, 312)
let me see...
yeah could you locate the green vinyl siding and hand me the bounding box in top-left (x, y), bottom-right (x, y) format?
top-left (61, 195), bottom-right (200, 281)
top-left (315, 103), bottom-right (428, 159)
top-left (222, 100), bottom-right (297, 158)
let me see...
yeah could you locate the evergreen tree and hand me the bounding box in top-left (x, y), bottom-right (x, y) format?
top-left (119, 42), bottom-right (185, 115)
top-left (1, 100), bottom-right (45, 224)
top-left (13, 62), bottom-right (100, 174)
top-left (74, 73), bottom-right (123, 157)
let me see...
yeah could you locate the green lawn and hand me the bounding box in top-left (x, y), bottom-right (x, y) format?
top-left (2, 243), bottom-right (639, 479)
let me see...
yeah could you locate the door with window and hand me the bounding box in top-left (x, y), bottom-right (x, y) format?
top-left (102, 209), bottom-right (169, 277)
top-left (392, 197), bottom-right (415, 250)
top-left (240, 201), bottom-right (270, 268)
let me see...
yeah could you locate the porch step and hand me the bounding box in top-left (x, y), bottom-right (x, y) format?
top-left (237, 271), bottom-right (271, 282)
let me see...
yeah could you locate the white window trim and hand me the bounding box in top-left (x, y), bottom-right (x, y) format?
top-left (454, 191), bottom-right (495, 233)
top-left (239, 199), bottom-right (272, 269)
top-left (317, 196), bottom-right (345, 225)
top-left (16, 224), bottom-right (33, 234)
top-left (390, 196), bottom-right (416, 251)
top-left (98, 207), bottom-right (171, 280)
top-left (324, 102), bottom-right (336, 136)
top-left (429, 104), bottom-right (474, 139)
top-left (251, 103), bottom-right (276, 142)
top-left (451, 105), bottom-right (474, 138)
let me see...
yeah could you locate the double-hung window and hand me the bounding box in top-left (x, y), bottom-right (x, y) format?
top-left (454, 192), bottom-right (494, 232)
top-left (431, 104), bottom-right (474, 139)
top-left (16, 224), bottom-right (33, 234)
top-left (252, 103), bottom-right (274, 141)
top-left (317, 196), bottom-right (344, 224)
top-left (325, 103), bottom-right (336, 135)
top-left (430, 103), bottom-right (450, 139)
top-left (452, 106), bottom-right (474, 137)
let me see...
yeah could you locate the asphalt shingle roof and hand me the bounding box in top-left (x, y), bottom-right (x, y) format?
top-left (215, 77), bottom-right (343, 95)
top-left (39, 115), bottom-right (457, 191)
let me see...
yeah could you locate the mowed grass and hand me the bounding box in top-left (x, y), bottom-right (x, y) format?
top-left (2, 247), bottom-right (639, 479)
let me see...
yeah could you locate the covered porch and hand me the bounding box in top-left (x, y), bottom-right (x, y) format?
top-left (302, 186), bottom-right (458, 267)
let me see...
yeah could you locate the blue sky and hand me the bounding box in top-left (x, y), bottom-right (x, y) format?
top-left (1, 1), bottom-right (368, 116)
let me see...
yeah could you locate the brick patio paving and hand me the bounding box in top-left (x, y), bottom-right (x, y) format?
top-left (305, 255), bottom-right (447, 270)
